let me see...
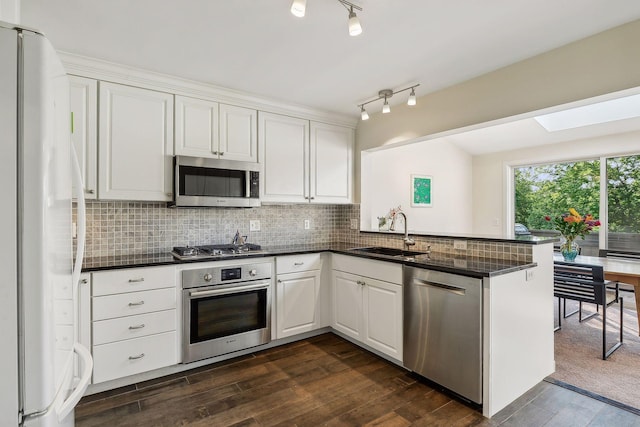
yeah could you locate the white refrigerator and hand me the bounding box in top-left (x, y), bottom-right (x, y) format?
top-left (0, 22), bottom-right (92, 426)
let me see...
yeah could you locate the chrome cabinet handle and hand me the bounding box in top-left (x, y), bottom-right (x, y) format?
top-left (166, 192), bottom-right (173, 197)
top-left (357, 280), bottom-right (366, 286)
top-left (212, 151), bottom-right (219, 155)
top-left (309, 197), bottom-right (315, 200)
top-left (80, 278), bottom-right (88, 284)
top-left (128, 301), bottom-right (145, 306)
top-left (219, 152), bottom-right (224, 156)
top-left (128, 324), bottom-right (146, 330)
top-left (294, 262), bottom-right (304, 266)
top-left (128, 353), bottom-right (145, 360)
top-left (128, 278), bottom-right (145, 283)
top-left (277, 279), bottom-right (282, 283)
top-left (85, 189), bottom-right (95, 194)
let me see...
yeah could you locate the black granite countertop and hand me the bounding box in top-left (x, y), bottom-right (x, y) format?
top-left (83, 242), bottom-right (536, 279)
top-left (361, 230), bottom-right (559, 245)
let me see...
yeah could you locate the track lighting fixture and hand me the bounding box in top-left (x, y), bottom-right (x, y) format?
top-left (358, 84), bottom-right (420, 120)
top-left (290, 0), bottom-right (306, 17)
top-left (360, 105), bottom-right (369, 121)
top-left (290, 0), bottom-right (363, 36)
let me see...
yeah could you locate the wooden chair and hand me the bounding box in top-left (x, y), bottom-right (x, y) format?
top-left (554, 261), bottom-right (623, 360)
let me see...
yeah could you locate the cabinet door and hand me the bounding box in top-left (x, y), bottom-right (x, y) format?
top-left (363, 278), bottom-right (403, 361)
top-left (76, 273), bottom-right (92, 382)
top-left (174, 95), bottom-right (219, 158)
top-left (276, 270), bottom-right (321, 338)
top-left (332, 271), bottom-right (364, 341)
top-left (98, 82), bottom-right (174, 201)
top-left (310, 122), bottom-right (353, 204)
top-left (259, 112), bottom-right (309, 203)
top-left (69, 76), bottom-right (97, 199)
top-left (219, 104), bottom-right (257, 162)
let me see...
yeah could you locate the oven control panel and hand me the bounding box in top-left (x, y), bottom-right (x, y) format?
top-left (182, 262), bottom-right (272, 289)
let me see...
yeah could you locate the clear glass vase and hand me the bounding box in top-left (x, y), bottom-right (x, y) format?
top-left (561, 239), bottom-right (579, 262)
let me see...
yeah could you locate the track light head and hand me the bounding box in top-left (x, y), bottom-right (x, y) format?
top-left (382, 98), bottom-right (391, 114)
top-left (348, 7), bottom-right (362, 36)
top-left (290, 0), bottom-right (306, 17)
top-left (360, 106), bottom-right (369, 120)
top-left (407, 88), bottom-right (417, 106)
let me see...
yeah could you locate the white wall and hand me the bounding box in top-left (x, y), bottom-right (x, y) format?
top-left (0, 0), bottom-right (20, 23)
top-left (361, 139), bottom-right (473, 234)
top-left (471, 130), bottom-right (640, 236)
top-left (354, 19), bottom-right (640, 202)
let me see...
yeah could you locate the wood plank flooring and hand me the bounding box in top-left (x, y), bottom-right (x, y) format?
top-left (75, 333), bottom-right (640, 427)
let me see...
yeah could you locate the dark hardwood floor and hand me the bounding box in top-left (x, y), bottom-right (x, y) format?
top-left (75, 333), bottom-right (640, 427)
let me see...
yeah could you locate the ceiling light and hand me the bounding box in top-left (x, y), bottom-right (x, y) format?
top-left (290, 0), bottom-right (306, 17)
top-left (347, 6), bottom-right (362, 36)
top-left (292, 1), bottom-right (363, 36)
top-left (407, 88), bottom-right (417, 106)
top-left (361, 106), bottom-right (369, 120)
top-left (382, 98), bottom-right (391, 114)
top-left (357, 85), bottom-right (419, 120)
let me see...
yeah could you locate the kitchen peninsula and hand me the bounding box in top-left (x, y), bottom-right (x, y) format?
top-left (80, 232), bottom-right (556, 419)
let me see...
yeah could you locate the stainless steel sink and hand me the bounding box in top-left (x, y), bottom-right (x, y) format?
top-left (350, 246), bottom-right (427, 258)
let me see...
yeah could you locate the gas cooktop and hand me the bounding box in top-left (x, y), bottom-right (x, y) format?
top-left (171, 243), bottom-right (263, 260)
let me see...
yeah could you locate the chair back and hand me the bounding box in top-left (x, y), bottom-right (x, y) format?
top-left (599, 249), bottom-right (640, 260)
top-left (554, 261), bottom-right (607, 306)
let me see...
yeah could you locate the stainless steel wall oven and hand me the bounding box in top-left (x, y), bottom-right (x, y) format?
top-left (182, 261), bottom-right (272, 363)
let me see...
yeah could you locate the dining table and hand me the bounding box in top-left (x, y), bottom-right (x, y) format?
top-left (554, 253), bottom-right (640, 335)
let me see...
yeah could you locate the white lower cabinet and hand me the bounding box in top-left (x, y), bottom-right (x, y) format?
top-left (275, 254), bottom-right (323, 338)
top-left (332, 255), bottom-right (403, 361)
top-left (90, 266), bottom-right (178, 384)
top-left (92, 331), bottom-right (177, 384)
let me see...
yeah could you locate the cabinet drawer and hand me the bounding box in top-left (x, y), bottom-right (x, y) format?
top-left (93, 266), bottom-right (176, 296)
top-left (93, 288), bottom-right (176, 321)
top-left (93, 309), bottom-right (176, 345)
top-left (276, 253), bottom-right (322, 274)
top-left (92, 331), bottom-right (177, 383)
top-left (332, 254), bottom-right (402, 284)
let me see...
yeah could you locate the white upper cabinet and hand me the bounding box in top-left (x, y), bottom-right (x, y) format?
top-left (174, 95), bottom-right (219, 158)
top-left (259, 112), bottom-right (354, 204)
top-left (175, 96), bottom-right (257, 162)
top-left (259, 112), bottom-right (309, 203)
top-left (219, 104), bottom-right (257, 162)
top-left (310, 122), bottom-right (353, 204)
top-left (98, 82), bottom-right (174, 201)
top-left (69, 75), bottom-right (97, 199)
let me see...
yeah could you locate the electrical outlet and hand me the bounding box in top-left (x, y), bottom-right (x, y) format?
top-left (350, 219), bottom-right (358, 230)
top-left (526, 269), bottom-right (535, 281)
top-left (249, 220), bottom-right (261, 232)
top-left (304, 219), bottom-right (310, 230)
top-left (453, 240), bottom-right (467, 250)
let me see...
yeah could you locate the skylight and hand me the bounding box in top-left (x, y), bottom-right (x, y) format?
top-left (534, 93), bottom-right (640, 132)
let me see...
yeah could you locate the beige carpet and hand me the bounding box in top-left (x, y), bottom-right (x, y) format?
top-left (549, 292), bottom-right (640, 411)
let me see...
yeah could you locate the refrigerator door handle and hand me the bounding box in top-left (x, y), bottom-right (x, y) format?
top-left (71, 144), bottom-right (86, 303)
top-left (57, 343), bottom-right (93, 421)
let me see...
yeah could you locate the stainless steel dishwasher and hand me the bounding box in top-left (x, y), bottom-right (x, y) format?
top-left (403, 266), bottom-right (483, 404)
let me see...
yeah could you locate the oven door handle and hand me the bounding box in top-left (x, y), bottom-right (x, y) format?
top-left (189, 282), bottom-right (270, 298)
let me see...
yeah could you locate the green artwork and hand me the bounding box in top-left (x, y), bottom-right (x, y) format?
top-left (412, 175), bottom-right (432, 207)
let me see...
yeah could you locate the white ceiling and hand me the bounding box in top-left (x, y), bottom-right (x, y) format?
top-left (19, 0), bottom-right (640, 119)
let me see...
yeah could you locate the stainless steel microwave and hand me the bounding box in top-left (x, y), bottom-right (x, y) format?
top-left (170, 156), bottom-right (260, 207)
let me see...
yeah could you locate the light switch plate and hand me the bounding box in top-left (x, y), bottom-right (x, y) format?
top-left (350, 219), bottom-right (359, 230)
top-left (249, 220), bottom-right (261, 232)
top-left (304, 219), bottom-right (310, 230)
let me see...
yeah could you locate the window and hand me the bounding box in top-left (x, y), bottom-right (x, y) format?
top-left (514, 160), bottom-right (600, 255)
top-left (606, 155), bottom-right (640, 251)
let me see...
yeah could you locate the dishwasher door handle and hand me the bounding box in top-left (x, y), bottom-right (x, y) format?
top-left (413, 278), bottom-right (466, 296)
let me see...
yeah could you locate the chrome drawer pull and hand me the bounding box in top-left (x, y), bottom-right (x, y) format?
top-left (80, 279), bottom-right (88, 284)
top-left (128, 278), bottom-right (145, 283)
top-left (128, 324), bottom-right (146, 330)
top-left (128, 353), bottom-right (145, 360)
top-left (128, 301), bottom-right (145, 306)
top-left (294, 262), bottom-right (304, 266)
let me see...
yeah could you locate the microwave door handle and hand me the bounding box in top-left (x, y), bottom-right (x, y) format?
top-left (245, 170), bottom-right (250, 198)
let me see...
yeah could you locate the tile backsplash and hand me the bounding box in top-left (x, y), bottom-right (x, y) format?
top-left (77, 201), bottom-right (531, 263)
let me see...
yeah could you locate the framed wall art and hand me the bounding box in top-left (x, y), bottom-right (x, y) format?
top-left (411, 174), bottom-right (432, 207)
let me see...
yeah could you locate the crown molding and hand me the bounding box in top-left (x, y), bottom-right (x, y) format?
top-left (59, 51), bottom-right (358, 129)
